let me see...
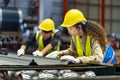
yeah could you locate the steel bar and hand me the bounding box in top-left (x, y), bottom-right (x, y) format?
top-left (0, 64), bottom-right (107, 71)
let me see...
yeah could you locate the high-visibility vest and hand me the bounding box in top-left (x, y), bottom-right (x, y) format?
top-left (36, 29), bottom-right (60, 52)
top-left (102, 44), bottom-right (117, 64)
top-left (72, 35), bottom-right (92, 56)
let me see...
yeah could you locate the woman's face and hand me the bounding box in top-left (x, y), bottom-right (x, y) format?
top-left (67, 25), bottom-right (83, 36)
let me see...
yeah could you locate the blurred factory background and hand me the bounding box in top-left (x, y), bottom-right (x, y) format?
top-left (0, 0), bottom-right (120, 51)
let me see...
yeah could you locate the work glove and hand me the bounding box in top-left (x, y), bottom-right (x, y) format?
top-left (17, 48), bottom-right (25, 56)
top-left (46, 51), bottom-right (60, 58)
top-left (32, 50), bottom-right (43, 57)
top-left (60, 55), bottom-right (80, 64)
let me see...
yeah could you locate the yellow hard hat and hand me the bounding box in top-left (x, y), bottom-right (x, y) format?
top-left (39, 18), bottom-right (55, 31)
top-left (61, 9), bottom-right (87, 27)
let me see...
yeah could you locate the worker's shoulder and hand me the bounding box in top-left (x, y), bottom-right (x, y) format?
top-left (53, 29), bottom-right (59, 33)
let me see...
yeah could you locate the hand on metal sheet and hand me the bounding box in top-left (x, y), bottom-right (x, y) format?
top-left (60, 55), bottom-right (80, 64)
top-left (46, 51), bottom-right (59, 58)
top-left (17, 48), bottom-right (25, 56)
top-left (56, 51), bottom-right (64, 58)
top-left (32, 50), bottom-right (43, 57)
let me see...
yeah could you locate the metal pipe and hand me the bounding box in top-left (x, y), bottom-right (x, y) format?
top-left (101, 0), bottom-right (105, 28)
top-left (63, 0), bottom-right (68, 16)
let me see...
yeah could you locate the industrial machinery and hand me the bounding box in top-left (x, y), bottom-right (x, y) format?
top-left (0, 7), bottom-right (23, 50)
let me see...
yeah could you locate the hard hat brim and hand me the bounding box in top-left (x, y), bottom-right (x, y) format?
top-left (61, 23), bottom-right (75, 27)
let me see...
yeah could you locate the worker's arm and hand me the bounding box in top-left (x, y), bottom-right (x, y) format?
top-left (32, 32), bottom-right (60, 57)
top-left (17, 33), bottom-right (36, 56)
top-left (40, 32), bottom-right (61, 56)
top-left (41, 32), bottom-right (60, 56)
top-left (78, 39), bottom-right (104, 63)
top-left (20, 45), bottom-right (27, 50)
top-left (57, 39), bottom-right (76, 58)
top-left (22, 33), bottom-right (36, 49)
top-left (41, 44), bottom-right (52, 55)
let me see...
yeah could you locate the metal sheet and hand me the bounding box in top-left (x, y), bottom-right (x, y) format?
top-left (0, 53), bottom-right (69, 65)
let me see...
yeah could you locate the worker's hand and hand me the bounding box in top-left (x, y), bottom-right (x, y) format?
top-left (17, 48), bottom-right (25, 56)
top-left (60, 55), bottom-right (80, 64)
top-left (32, 50), bottom-right (43, 57)
top-left (46, 51), bottom-right (60, 58)
top-left (57, 51), bottom-right (65, 58)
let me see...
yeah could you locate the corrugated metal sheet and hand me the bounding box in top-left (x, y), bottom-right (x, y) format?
top-left (0, 53), bottom-right (69, 65)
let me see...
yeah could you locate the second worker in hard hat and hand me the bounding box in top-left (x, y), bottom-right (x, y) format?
top-left (57, 9), bottom-right (115, 64)
top-left (17, 18), bottom-right (60, 57)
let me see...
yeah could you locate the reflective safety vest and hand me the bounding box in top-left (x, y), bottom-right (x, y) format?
top-left (102, 44), bottom-right (117, 64)
top-left (36, 29), bottom-right (60, 52)
top-left (72, 35), bottom-right (92, 57)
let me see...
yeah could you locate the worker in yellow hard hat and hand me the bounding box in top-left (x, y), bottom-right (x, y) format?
top-left (57, 9), bottom-right (116, 64)
top-left (17, 18), bottom-right (60, 57)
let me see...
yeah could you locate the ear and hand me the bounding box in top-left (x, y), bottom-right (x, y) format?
top-left (78, 25), bottom-right (82, 30)
top-left (51, 31), bottom-right (53, 34)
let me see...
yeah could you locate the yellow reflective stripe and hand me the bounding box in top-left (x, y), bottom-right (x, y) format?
top-left (72, 35), bottom-right (91, 57)
top-left (52, 29), bottom-right (59, 38)
top-left (35, 31), bottom-right (44, 51)
top-left (86, 35), bottom-right (91, 56)
top-left (35, 31), bottom-right (39, 40)
top-left (76, 35), bottom-right (83, 56)
top-left (39, 35), bottom-right (44, 51)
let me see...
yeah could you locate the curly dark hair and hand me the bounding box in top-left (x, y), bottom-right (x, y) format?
top-left (84, 20), bottom-right (108, 51)
top-left (75, 20), bottom-right (108, 52)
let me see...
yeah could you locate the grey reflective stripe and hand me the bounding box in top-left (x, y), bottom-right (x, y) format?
top-left (108, 51), bottom-right (115, 63)
top-left (0, 8), bottom-right (2, 30)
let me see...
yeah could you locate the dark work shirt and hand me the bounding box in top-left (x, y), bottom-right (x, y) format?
top-left (23, 31), bottom-right (59, 50)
